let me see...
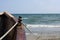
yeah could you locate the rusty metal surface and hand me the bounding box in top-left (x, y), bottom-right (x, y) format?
top-left (0, 12), bottom-right (17, 40)
top-left (0, 12), bottom-right (26, 40)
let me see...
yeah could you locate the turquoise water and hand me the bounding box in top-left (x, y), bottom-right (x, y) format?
top-left (13, 14), bottom-right (60, 33)
top-left (13, 14), bottom-right (60, 25)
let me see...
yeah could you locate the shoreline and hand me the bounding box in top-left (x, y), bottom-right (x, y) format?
top-left (26, 33), bottom-right (60, 40)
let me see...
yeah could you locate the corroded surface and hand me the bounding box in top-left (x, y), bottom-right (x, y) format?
top-left (0, 12), bottom-right (17, 40)
top-left (0, 12), bottom-right (26, 40)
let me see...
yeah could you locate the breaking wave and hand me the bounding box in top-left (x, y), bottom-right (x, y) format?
top-left (26, 24), bottom-right (60, 27)
top-left (22, 18), bottom-right (28, 19)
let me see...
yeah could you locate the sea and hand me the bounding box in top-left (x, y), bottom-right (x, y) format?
top-left (13, 14), bottom-right (60, 35)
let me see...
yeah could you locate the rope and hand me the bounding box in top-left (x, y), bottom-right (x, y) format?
top-left (0, 22), bottom-right (18, 40)
top-left (35, 35), bottom-right (40, 40)
top-left (23, 23), bottom-right (33, 34)
top-left (23, 23), bottom-right (41, 40)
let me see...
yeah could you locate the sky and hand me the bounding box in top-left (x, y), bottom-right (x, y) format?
top-left (0, 0), bottom-right (60, 14)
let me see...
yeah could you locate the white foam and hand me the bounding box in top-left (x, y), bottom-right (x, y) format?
top-left (22, 18), bottom-right (28, 19)
top-left (26, 33), bottom-right (38, 35)
top-left (26, 24), bottom-right (60, 27)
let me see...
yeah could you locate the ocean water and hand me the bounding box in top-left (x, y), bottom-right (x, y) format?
top-left (13, 14), bottom-right (60, 34)
top-left (13, 14), bottom-right (60, 24)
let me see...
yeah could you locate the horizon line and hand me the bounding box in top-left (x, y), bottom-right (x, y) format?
top-left (11, 13), bottom-right (60, 14)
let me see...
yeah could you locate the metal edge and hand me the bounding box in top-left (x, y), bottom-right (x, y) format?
top-left (0, 11), bottom-right (18, 40)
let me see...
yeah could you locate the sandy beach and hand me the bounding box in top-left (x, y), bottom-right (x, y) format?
top-left (26, 33), bottom-right (60, 40)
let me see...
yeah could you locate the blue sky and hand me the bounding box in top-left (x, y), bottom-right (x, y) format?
top-left (0, 0), bottom-right (60, 14)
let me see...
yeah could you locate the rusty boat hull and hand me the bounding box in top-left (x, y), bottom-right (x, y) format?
top-left (0, 12), bottom-right (26, 40)
top-left (0, 12), bottom-right (18, 40)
